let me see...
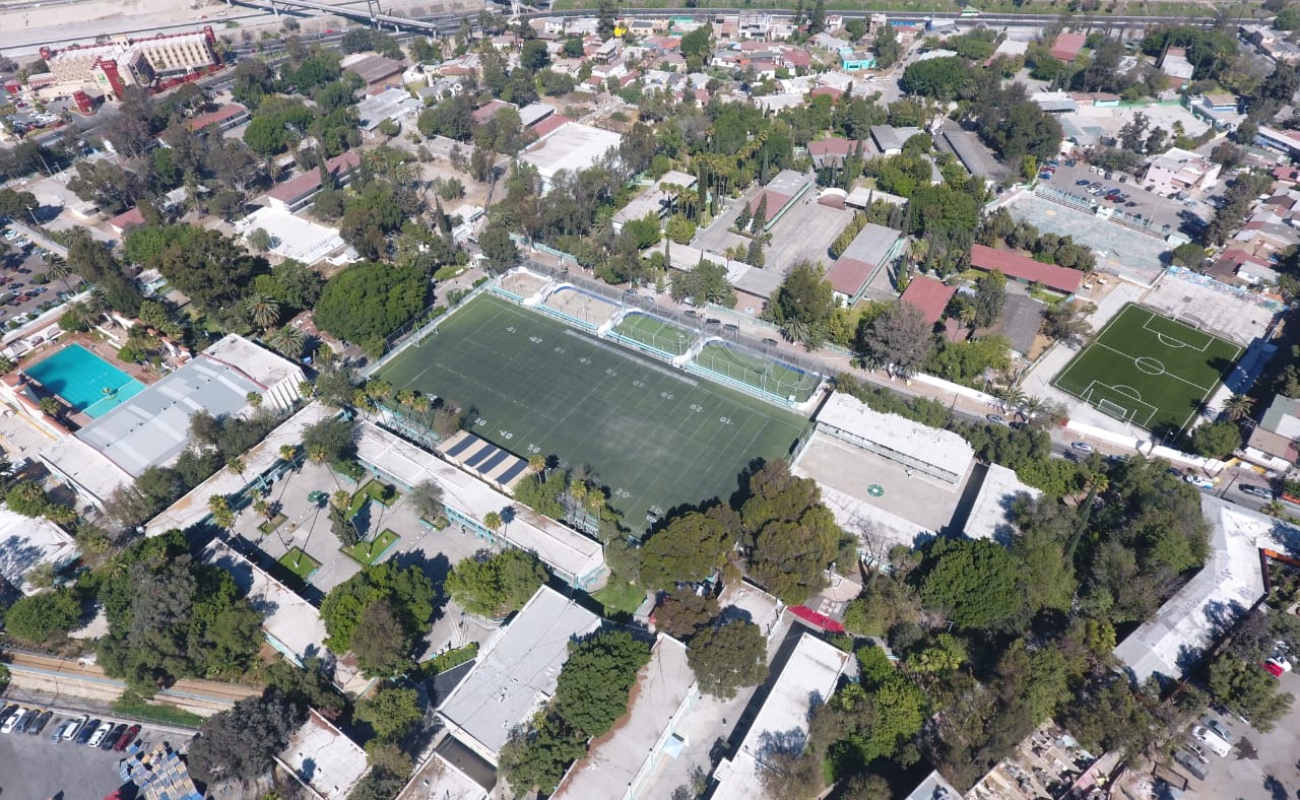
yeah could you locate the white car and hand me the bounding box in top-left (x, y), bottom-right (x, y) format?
top-left (1268, 655), bottom-right (1293, 672)
top-left (1185, 474), bottom-right (1214, 490)
top-left (86, 720), bottom-right (112, 748)
top-left (0, 707), bottom-right (24, 733)
top-left (1192, 725), bottom-right (1232, 757)
top-left (60, 715), bottom-right (86, 742)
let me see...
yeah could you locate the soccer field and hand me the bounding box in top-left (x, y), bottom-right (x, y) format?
top-left (1051, 303), bottom-right (1242, 434)
top-left (377, 294), bottom-right (811, 532)
top-left (694, 341), bottom-right (821, 403)
top-left (612, 312), bottom-right (692, 356)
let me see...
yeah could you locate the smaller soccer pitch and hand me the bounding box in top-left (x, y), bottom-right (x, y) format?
top-left (1052, 303), bottom-right (1242, 433)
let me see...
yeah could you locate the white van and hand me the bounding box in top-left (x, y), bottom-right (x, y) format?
top-left (86, 720), bottom-right (111, 748)
top-left (1192, 725), bottom-right (1232, 757)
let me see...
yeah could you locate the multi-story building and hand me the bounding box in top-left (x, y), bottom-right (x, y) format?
top-left (42, 27), bottom-right (218, 99)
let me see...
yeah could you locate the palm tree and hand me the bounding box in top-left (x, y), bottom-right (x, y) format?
top-left (0, 356), bottom-right (15, 374)
top-left (38, 396), bottom-right (61, 418)
top-left (1000, 387), bottom-right (1027, 413)
top-left (84, 287), bottom-right (109, 319)
top-left (43, 254), bottom-right (73, 293)
top-left (246, 294), bottom-right (280, 331)
top-left (779, 317), bottom-right (810, 346)
top-left (332, 489), bottom-right (351, 510)
top-left (483, 511), bottom-right (502, 534)
top-left (279, 444), bottom-right (299, 464)
top-left (246, 391), bottom-right (263, 409)
top-left (228, 457), bottom-right (247, 487)
top-left (268, 325), bottom-right (306, 359)
top-left (209, 495), bottom-right (234, 529)
top-left (528, 454), bottom-right (546, 475)
top-left (1222, 394), bottom-right (1254, 422)
top-left (396, 388), bottom-right (416, 408)
top-left (365, 379), bottom-right (393, 402)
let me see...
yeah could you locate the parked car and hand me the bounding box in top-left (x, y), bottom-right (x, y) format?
top-left (1240, 484), bottom-right (1273, 499)
top-left (50, 719), bottom-right (74, 743)
top-left (986, 414), bottom-right (1007, 425)
top-left (85, 720), bottom-right (112, 748)
top-left (1, 707), bottom-right (25, 734)
top-left (1184, 741), bottom-right (1210, 763)
top-left (1191, 725), bottom-right (1232, 756)
top-left (1202, 717), bottom-right (1234, 743)
top-left (1185, 474), bottom-right (1215, 490)
top-left (61, 715), bottom-right (87, 742)
top-left (1076, 179), bottom-right (1091, 186)
top-left (27, 708), bottom-right (54, 734)
top-left (114, 724), bottom-right (142, 752)
top-left (101, 723), bottom-right (127, 750)
top-left (1264, 660), bottom-right (1285, 678)
top-left (1071, 441), bottom-right (1095, 453)
top-left (14, 708), bottom-right (40, 734)
top-left (1268, 654), bottom-right (1292, 672)
top-left (74, 718), bottom-right (101, 745)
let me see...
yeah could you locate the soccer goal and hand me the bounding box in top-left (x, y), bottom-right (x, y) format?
top-left (1097, 398), bottom-right (1131, 422)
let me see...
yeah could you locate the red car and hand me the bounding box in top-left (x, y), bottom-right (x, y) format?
top-left (113, 723), bottom-right (141, 751)
top-left (1263, 661), bottom-right (1285, 678)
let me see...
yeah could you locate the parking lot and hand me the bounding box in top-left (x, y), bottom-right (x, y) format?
top-left (1185, 670), bottom-right (1300, 800)
top-left (0, 711), bottom-right (139, 800)
top-left (0, 230), bottom-right (81, 330)
top-left (1040, 162), bottom-right (1201, 236)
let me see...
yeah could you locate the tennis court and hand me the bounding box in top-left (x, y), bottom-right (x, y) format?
top-left (1051, 303), bottom-right (1242, 434)
top-left (377, 295), bottom-right (810, 532)
top-left (611, 312), bottom-right (693, 356)
top-left (693, 341), bottom-right (822, 403)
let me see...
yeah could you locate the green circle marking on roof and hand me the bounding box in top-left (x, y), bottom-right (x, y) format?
top-left (867, 484), bottom-right (884, 497)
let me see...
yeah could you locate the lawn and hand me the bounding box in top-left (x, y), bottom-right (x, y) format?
top-left (377, 294), bottom-right (810, 533)
top-left (693, 341), bottom-right (821, 403)
top-left (348, 479), bottom-right (399, 516)
top-left (592, 581), bottom-right (649, 618)
top-left (344, 529), bottom-right (400, 566)
top-left (278, 547), bottom-right (321, 581)
top-left (611, 312), bottom-right (693, 356)
top-left (1051, 303), bottom-right (1242, 434)
top-left (111, 698), bottom-right (205, 729)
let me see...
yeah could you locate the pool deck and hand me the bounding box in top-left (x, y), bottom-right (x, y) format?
top-left (18, 333), bottom-right (168, 429)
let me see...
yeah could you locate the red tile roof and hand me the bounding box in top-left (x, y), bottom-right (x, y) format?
top-left (969, 244), bottom-right (1084, 294)
top-left (529, 114), bottom-right (572, 140)
top-left (806, 138), bottom-right (861, 158)
top-left (186, 103), bottom-right (246, 131)
top-left (266, 150), bottom-right (361, 204)
top-left (810, 85), bottom-right (843, 100)
top-left (748, 190), bottom-right (791, 224)
top-left (900, 275), bottom-right (956, 324)
top-left (825, 257), bottom-right (874, 297)
top-left (471, 99), bottom-right (512, 125)
top-left (108, 206), bottom-right (145, 233)
top-left (1050, 32), bottom-right (1087, 62)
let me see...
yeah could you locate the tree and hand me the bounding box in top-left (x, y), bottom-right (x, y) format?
top-left (302, 417), bottom-right (358, 464)
top-left (671, 259), bottom-right (735, 308)
top-left (410, 480), bottom-right (445, 521)
top-left (320, 562), bottom-right (437, 664)
top-left (6, 481), bottom-right (50, 517)
top-left (653, 587), bottom-right (719, 639)
top-left (1222, 394), bottom-right (1254, 422)
top-left (1208, 654), bottom-right (1295, 731)
top-left (1188, 419), bottom-right (1242, 458)
top-left (597, 0), bottom-right (617, 39)
top-left (314, 261), bottom-right (428, 343)
top-left (639, 509), bottom-right (734, 589)
top-left (445, 549), bottom-right (549, 618)
top-left (188, 690), bottom-right (300, 784)
top-left (499, 714), bottom-right (588, 795)
top-left (355, 684), bottom-right (424, 742)
top-left (350, 600), bottom-right (413, 677)
top-left (972, 270), bottom-right (1007, 327)
top-left (1171, 241), bottom-right (1208, 267)
top-left (740, 460), bottom-right (842, 604)
top-left (520, 39), bottom-right (550, 71)
top-left (766, 261), bottom-right (836, 348)
top-left (247, 227), bottom-right (274, 253)
top-left (2, 588), bottom-right (81, 642)
top-left (873, 25), bottom-right (902, 68)
top-left (479, 219), bottom-right (518, 273)
top-left (919, 536), bottom-right (1024, 630)
top-left (858, 301), bottom-right (934, 378)
top-left (687, 619), bottom-right (768, 699)
top-left (555, 629), bottom-right (651, 737)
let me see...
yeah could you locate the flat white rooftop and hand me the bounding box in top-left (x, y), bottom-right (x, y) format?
top-left (520, 122), bottom-right (623, 183)
top-left (1114, 495), bottom-right (1278, 683)
top-left (0, 506), bottom-right (77, 595)
top-left (816, 392), bottom-right (974, 480)
top-left (963, 463), bottom-right (1041, 543)
top-left (552, 636), bottom-right (696, 800)
top-left (710, 634), bottom-right (849, 800)
top-left (235, 206), bottom-right (348, 265)
top-left (201, 538), bottom-right (329, 666)
top-left (278, 709), bottom-right (370, 800)
top-left (438, 586), bottom-right (602, 762)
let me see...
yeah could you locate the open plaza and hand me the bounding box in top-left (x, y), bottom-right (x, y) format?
top-left (377, 294), bottom-right (811, 531)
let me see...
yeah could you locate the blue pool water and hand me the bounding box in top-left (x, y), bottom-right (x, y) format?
top-left (24, 344), bottom-right (146, 418)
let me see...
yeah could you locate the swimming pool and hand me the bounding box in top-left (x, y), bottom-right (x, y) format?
top-left (24, 344), bottom-right (146, 419)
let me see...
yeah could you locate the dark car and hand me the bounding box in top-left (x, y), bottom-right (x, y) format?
top-left (762, 338), bottom-right (779, 346)
top-left (101, 723), bottom-right (127, 750)
top-left (114, 724), bottom-right (142, 752)
top-left (26, 710), bottom-right (53, 736)
top-left (14, 709), bottom-right (38, 735)
top-left (1240, 483), bottom-right (1273, 499)
top-left (0, 705), bottom-right (17, 728)
top-left (722, 323), bottom-right (739, 333)
top-left (705, 317), bottom-right (721, 326)
top-left (1076, 179), bottom-right (1090, 186)
top-left (74, 718), bottom-right (101, 745)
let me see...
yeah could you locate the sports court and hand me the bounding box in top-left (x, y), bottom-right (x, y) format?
top-left (377, 294), bottom-right (810, 532)
top-left (1051, 303), bottom-right (1242, 433)
top-left (693, 341), bottom-right (821, 403)
top-left (611, 312), bottom-right (693, 356)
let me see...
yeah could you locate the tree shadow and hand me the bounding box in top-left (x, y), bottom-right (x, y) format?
top-left (1263, 774), bottom-right (1288, 800)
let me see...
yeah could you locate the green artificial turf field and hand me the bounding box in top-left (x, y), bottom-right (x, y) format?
top-left (693, 341), bottom-right (821, 403)
top-left (378, 294), bottom-right (811, 532)
top-left (1051, 303), bottom-right (1242, 434)
top-left (611, 312), bottom-right (692, 356)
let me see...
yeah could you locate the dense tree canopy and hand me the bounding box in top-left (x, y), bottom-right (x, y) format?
top-left (740, 460), bottom-right (843, 604)
top-left (639, 508), bottom-right (735, 590)
top-left (686, 618), bottom-right (768, 699)
top-left (320, 561), bottom-right (438, 676)
top-left (445, 549), bottom-right (549, 618)
top-left (2, 588), bottom-right (81, 643)
top-left (188, 689), bottom-right (300, 784)
top-left (554, 629), bottom-right (651, 738)
top-left (314, 260), bottom-right (429, 344)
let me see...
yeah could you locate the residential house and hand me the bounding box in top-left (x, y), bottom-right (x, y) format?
top-left (1049, 31), bottom-right (1087, 62)
top-left (839, 48), bottom-right (877, 71)
top-left (826, 223), bottom-right (905, 306)
top-left (1245, 394), bottom-right (1300, 468)
top-left (899, 275), bottom-right (955, 326)
top-left (1142, 147), bottom-right (1221, 195)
